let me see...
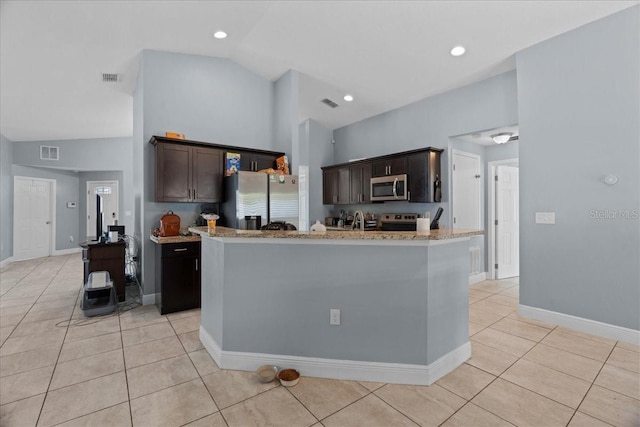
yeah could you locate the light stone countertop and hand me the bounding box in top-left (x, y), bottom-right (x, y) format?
top-left (188, 226), bottom-right (483, 240)
top-left (150, 234), bottom-right (202, 244)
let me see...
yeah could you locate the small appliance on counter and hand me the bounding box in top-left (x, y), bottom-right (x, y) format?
top-left (430, 207), bottom-right (444, 230)
top-left (380, 213), bottom-right (419, 231)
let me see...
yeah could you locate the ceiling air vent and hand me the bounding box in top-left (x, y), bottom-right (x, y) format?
top-left (102, 73), bottom-right (120, 83)
top-left (321, 98), bottom-right (339, 109)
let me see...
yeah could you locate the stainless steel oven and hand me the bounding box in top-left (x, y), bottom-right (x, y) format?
top-left (370, 174), bottom-right (408, 202)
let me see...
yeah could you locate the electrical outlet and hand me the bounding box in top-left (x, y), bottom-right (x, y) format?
top-left (330, 309), bottom-right (341, 325)
top-left (535, 212), bottom-right (556, 224)
top-left (69, 235), bottom-right (74, 242)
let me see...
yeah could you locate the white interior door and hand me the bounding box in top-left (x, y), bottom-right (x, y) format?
top-left (87, 181), bottom-right (119, 237)
top-left (496, 165), bottom-right (519, 278)
top-left (452, 151), bottom-right (481, 229)
top-left (14, 177), bottom-right (52, 260)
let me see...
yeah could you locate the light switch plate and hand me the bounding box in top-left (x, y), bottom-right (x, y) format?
top-left (330, 309), bottom-right (341, 325)
top-left (535, 212), bottom-right (555, 224)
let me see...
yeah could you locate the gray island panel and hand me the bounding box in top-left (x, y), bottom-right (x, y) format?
top-left (193, 227), bottom-right (475, 385)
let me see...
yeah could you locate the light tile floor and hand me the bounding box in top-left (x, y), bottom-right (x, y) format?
top-left (1, 254), bottom-right (639, 426)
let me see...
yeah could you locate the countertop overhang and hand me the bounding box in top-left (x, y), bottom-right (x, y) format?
top-left (150, 235), bottom-right (202, 244)
top-left (188, 226), bottom-right (483, 241)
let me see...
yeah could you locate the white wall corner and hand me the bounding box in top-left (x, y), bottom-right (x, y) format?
top-left (0, 257), bottom-right (15, 269)
top-left (469, 272), bottom-right (487, 285)
top-left (141, 293), bottom-right (157, 305)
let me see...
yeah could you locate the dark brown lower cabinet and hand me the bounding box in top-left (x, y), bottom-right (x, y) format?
top-left (155, 242), bottom-right (201, 315)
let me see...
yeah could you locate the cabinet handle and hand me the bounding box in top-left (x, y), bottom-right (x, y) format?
top-left (408, 191), bottom-right (411, 201)
top-left (193, 188), bottom-right (196, 199)
top-left (195, 259), bottom-right (198, 271)
top-left (174, 248), bottom-right (188, 252)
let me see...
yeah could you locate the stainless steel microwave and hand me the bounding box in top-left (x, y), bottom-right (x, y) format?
top-left (370, 174), bottom-right (408, 202)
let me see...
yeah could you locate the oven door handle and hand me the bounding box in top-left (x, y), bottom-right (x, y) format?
top-left (392, 177), bottom-right (398, 198)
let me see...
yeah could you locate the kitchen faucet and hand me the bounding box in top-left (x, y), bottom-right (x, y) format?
top-left (352, 210), bottom-right (365, 231)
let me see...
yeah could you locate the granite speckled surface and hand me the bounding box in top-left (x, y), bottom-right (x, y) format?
top-left (150, 235), bottom-right (202, 244)
top-left (188, 226), bottom-right (483, 240)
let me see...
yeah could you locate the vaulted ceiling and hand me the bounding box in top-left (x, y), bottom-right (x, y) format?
top-left (1, 1), bottom-right (637, 142)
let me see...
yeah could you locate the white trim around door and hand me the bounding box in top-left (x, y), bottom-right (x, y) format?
top-left (13, 176), bottom-right (56, 261)
top-left (487, 159), bottom-right (518, 280)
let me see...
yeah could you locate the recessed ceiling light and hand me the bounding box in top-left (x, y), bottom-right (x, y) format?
top-left (213, 31), bottom-right (228, 39)
top-left (343, 94), bottom-right (354, 102)
top-left (450, 46), bottom-right (466, 57)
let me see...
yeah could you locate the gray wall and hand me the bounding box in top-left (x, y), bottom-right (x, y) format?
top-left (11, 137), bottom-right (134, 235)
top-left (1, 134), bottom-right (14, 262)
top-left (12, 165), bottom-right (80, 251)
top-left (517, 6), bottom-right (639, 330)
top-left (332, 71), bottom-right (519, 230)
top-left (304, 119), bottom-right (334, 225)
top-left (137, 50), bottom-right (279, 296)
top-left (274, 70), bottom-right (300, 168)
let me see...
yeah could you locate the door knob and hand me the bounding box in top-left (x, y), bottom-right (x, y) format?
top-left (46, 221), bottom-right (51, 224)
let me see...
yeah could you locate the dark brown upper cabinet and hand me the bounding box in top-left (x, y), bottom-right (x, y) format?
top-left (407, 148), bottom-right (443, 203)
top-left (349, 162), bottom-right (372, 204)
top-left (150, 136), bottom-right (285, 203)
top-left (322, 146), bottom-right (443, 205)
top-left (155, 142), bottom-right (223, 203)
top-left (236, 150), bottom-right (280, 172)
top-left (322, 166), bottom-right (350, 205)
top-left (372, 157), bottom-right (407, 177)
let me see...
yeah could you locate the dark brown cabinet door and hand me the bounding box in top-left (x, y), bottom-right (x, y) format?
top-left (254, 153), bottom-right (278, 171)
top-left (156, 242), bottom-right (201, 315)
top-left (156, 143), bottom-right (192, 202)
top-left (372, 157), bottom-right (407, 177)
top-left (237, 151), bottom-right (279, 172)
top-left (156, 143), bottom-right (223, 203)
top-left (349, 163), bottom-right (372, 204)
top-left (193, 147), bottom-right (222, 202)
top-left (323, 168), bottom-right (339, 204)
top-left (322, 166), bottom-right (350, 205)
top-left (337, 167), bottom-right (350, 204)
top-left (407, 149), bottom-right (442, 203)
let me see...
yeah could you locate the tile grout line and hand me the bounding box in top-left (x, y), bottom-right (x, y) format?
top-left (0, 257), bottom-right (49, 345)
top-left (280, 382), bottom-right (322, 424)
top-left (167, 313), bottom-right (225, 425)
top-left (117, 297), bottom-right (135, 427)
top-left (33, 254), bottom-right (80, 427)
top-left (563, 343), bottom-right (618, 427)
top-left (453, 306), bottom-right (553, 425)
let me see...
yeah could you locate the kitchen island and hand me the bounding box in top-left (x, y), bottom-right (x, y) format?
top-left (189, 226), bottom-right (483, 385)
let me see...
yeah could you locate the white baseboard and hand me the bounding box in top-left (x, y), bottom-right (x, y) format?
top-left (141, 293), bottom-right (157, 305)
top-left (52, 248), bottom-right (83, 256)
top-left (0, 257), bottom-right (15, 269)
top-left (519, 304), bottom-right (640, 346)
top-left (469, 272), bottom-right (486, 285)
top-left (199, 326), bottom-right (470, 386)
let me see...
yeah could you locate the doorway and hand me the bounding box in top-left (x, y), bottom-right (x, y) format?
top-left (488, 160), bottom-right (519, 279)
top-left (87, 181), bottom-right (119, 238)
top-left (13, 176), bottom-right (55, 260)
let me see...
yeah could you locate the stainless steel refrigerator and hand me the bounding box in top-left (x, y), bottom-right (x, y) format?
top-left (222, 171), bottom-right (299, 229)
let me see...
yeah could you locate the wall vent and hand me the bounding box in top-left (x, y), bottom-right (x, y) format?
top-left (40, 145), bottom-right (59, 160)
top-left (102, 73), bottom-right (120, 83)
top-left (321, 98), bottom-right (339, 109)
